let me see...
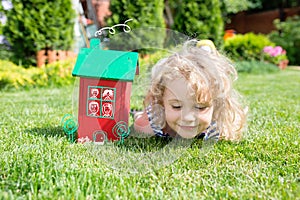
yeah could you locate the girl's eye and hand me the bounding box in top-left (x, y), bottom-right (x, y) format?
top-left (195, 105), bottom-right (208, 111)
top-left (171, 105), bottom-right (182, 109)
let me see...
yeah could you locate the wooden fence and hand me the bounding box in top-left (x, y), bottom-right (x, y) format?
top-left (226, 7), bottom-right (300, 34)
top-left (36, 50), bottom-right (77, 67)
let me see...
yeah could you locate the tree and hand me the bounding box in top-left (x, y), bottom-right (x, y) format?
top-left (248, 0), bottom-right (300, 11)
top-left (269, 16), bottom-right (300, 65)
top-left (171, 0), bottom-right (224, 47)
top-left (221, 0), bottom-right (261, 15)
top-left (0, 1), bottom-right (13, 61)
top-left (3, 0), bottom-right (75, 66)
top-left (104, 0), bottom-right (166, 53)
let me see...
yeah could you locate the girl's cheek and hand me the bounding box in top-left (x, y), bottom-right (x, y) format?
top-left (198, 109), bottom-right (213, 121)
top-left (165, 108), bottom-right (180, 119)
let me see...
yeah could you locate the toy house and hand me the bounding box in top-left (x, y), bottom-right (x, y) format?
top-left (72, 38), bottom-right (139, 144)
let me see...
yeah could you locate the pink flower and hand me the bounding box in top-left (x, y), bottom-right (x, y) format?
top-left (272, 46), bottom-right (283, 57)
top-left (282, 49), bottom-right (286, 55)
top-left (263, 46), bottom-right (285, 57)
top-left (263, 46), bottom-right (273, 54)
top-left (263, 45), bottom-right (288, 65)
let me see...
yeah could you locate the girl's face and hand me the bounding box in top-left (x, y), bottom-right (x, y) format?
top-left (163, 77), bottom-right (213, 139)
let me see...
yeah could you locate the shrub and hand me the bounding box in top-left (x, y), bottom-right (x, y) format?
top-left (3, 0), bottom-right (75, 67)
top-left (224, 33), bottom-right (275, 62)
top-left (105, 0), bottom-right (166, 54)
top-left (269, 16), bottom-right (300, 65)
top-left (0, 59), bottom-right (75, 90)
top-left (172, 0), bottom-right (224, 47)
top-left (234, 60), bottom-right (280, 74)
top-left (0, 60), bottom-right (36, 89)
top-left (43, 59), bottom-right (75, 87)
top-left (262, 46), bottom-right (288, 65)
top-left (0, 44), bottom-right (13, 61)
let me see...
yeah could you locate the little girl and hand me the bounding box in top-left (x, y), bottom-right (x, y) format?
top-left (134, 39), bottom-right (247, 141)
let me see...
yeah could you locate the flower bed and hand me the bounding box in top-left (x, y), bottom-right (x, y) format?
top-left (263, 46), bottom-right (289, 69)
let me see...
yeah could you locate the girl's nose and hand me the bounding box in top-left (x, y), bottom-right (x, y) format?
top-left (181, 110), bottom-right (196, 122)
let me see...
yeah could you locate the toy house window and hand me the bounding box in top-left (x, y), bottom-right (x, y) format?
top-left (86, 86), bottom-right (116, 119)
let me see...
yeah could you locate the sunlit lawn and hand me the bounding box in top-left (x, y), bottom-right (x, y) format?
top-left (0, 68), bottom-right (299, 199)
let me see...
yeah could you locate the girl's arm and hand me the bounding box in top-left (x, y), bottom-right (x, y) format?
top-left (133, 111), bottom-right (155, 135)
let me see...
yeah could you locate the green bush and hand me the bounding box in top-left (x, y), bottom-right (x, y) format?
top-left (105, 0), bottom-right (166, 54)
top-left (224, 33), bottom-right (275, 62)
top-left (3, 0), bottom-right (75, 67)
top-left (269, 16), bottom-right (300, 65)
top-left (172, 0), bottom-right (224, 47)
top-left (0, 44), bottom-right (14, 61)
top-left (0, 59), bottom-right (75, 90)
top-left (262, 46), bottom-right (288, 65)
top-left (234, 60), bottom-right (280, 74)
top-left (43, 59), bottom-right (75, 87)
top-left (0, 60), bottom-right (35, 89)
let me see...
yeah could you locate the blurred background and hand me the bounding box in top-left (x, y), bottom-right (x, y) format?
top-left (0, 0), bottom-right (299, 89)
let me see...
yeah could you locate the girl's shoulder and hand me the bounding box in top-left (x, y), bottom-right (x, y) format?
top-left (204, 121), bottom-right (219, 141)
top-left (146, 105), bottom-right (169, 137)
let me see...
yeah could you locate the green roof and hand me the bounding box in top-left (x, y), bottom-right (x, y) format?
top-left (72, 38), bottom-right (139, 81)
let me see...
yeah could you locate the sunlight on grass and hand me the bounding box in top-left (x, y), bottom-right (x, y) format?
top-left (0, 69), bottom-right (299, 199)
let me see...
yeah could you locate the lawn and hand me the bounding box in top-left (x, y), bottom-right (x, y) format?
top-left (0, 68), bottom-right (299, 199)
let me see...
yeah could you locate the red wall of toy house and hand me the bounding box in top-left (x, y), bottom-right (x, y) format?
top-left (77, 77), bottom-right (132, 142)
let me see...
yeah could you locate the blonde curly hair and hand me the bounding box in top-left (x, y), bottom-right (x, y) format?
top-left (144, 39), bottom-right (247, 141)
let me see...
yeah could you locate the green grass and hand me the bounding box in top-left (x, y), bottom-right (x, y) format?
top-left (0, 69), bottom-right (300, 199)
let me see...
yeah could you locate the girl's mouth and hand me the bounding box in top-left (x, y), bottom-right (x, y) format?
top-left (178, 125), bottom-right (197, 130)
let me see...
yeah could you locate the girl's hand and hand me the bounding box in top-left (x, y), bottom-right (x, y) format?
top-left (133, 111), bottom-right (155, 135)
